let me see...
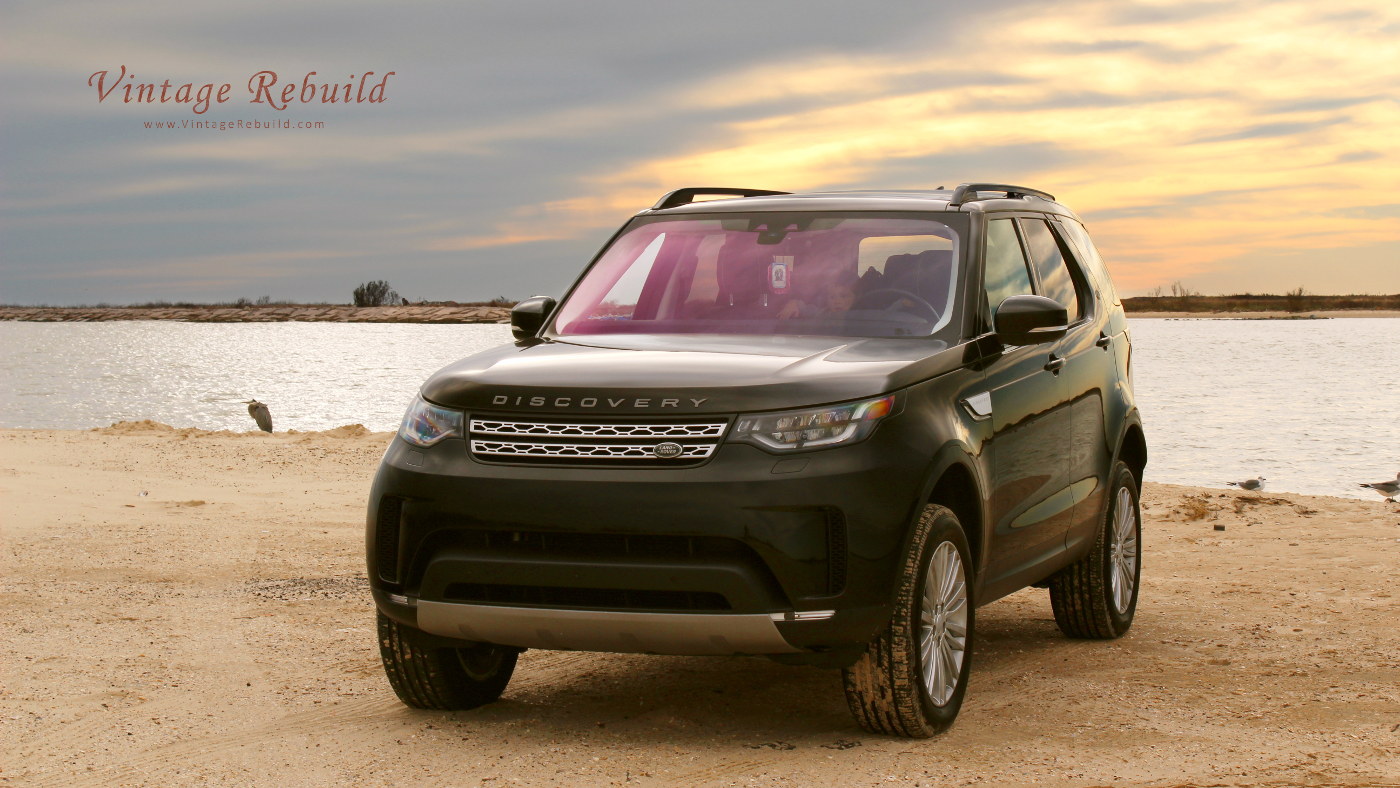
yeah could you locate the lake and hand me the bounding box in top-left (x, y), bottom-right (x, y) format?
top-left (2, 318), bottom-right (1395, 499)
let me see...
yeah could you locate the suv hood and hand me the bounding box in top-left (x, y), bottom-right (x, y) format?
top-left (421, 334), bottom-right (967, 415)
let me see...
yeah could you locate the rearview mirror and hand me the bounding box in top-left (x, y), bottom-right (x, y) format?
top-left (995, 295), bottom-right (1068, 346)
top-left (510, 296), bottom-right (557, 340)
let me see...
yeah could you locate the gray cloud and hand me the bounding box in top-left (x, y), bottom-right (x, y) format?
top-left (5, 0), bottom-right (1064, 304)
top-left (1191, 117), bottom-right (1348, 144)
top-left (1103, 2), bottom-right (1234, 26)
top-left (1048, 38), bottom-right (1233, 64)
top-left (840, 143), bottom-right (1092, 192)
top-left (2, 0), bottom-right (1395, 304)
top-left (1266, 95), bottom-right (1385, 114)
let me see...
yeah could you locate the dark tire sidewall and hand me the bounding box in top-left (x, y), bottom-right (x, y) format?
top-left (908, 508), bottom-right (975, 729)
top-left (1102, 462), bottom-right (1141, 634)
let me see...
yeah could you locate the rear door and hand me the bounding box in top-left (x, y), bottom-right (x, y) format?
top-left (1045, 217), bottom-right (1127, 546)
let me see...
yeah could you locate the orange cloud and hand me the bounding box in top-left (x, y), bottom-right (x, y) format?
top-left (427, 0), bottom-right (1399, 293)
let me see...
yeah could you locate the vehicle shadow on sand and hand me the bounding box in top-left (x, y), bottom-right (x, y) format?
top-left (390, 592), bottom-right (1096, 744)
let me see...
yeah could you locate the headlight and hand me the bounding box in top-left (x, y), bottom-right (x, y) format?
top-left (730, 394), bottom-right (896, 452)
top-left (398, 396), bottom-right (463, 447)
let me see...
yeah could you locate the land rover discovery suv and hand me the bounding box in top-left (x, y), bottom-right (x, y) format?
top-left (368, 184), bottom-right (1146, 737)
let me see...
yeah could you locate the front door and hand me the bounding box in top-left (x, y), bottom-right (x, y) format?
top-left (979, 218), bottom-right (1076, 591)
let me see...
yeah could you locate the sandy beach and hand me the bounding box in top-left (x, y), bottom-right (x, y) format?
top-left (2, 424), bottom-right (1397, 787)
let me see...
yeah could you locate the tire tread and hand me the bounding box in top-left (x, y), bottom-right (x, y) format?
top-left (842, 505), bottom-right (971, 738)
top-left (1049, 462), bottom-right (1140, 639)
top-left (377, 612), bottom-right (516, 710)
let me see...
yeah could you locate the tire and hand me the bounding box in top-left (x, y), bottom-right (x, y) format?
top-left (1049, 461), bottom-right (1141, 639)
top-left (377, 611), bottom-right (518, 710)
top-left (842, 504), bottom-right (974, 737)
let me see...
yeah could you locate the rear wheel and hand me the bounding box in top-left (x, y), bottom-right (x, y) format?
top-left (842, 505), bottom-right (974, 737)
top-left (377, 611), bottom-right (518, 709)
top-left (1049, 461), bottom-right (1141, 638)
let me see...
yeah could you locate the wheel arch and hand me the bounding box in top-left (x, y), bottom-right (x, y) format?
top-left (1115, 416), bottom-right (1147, 488)
top-left (917, 447), bottom-right (987, 577)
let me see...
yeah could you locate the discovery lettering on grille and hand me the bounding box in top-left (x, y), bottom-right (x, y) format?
top-left (490, 395), bottom-right (709, 408)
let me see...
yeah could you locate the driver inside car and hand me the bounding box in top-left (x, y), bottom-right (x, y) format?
top-left (777, 275), bottom-right (858, 319)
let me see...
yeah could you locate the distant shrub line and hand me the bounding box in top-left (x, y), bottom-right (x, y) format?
top-left (1122, 292), bottom-right (1399, 313)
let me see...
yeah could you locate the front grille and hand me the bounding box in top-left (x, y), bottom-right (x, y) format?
top-left (468, 415), bottom-right (728, 465)
top-left (472, 420), bottom-right (726, 439)
top-left (472, 440), bottom-right (716, 460)
top-left (443, 583), bottom-right (731, 612)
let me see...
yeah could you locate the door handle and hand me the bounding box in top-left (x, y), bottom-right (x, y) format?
top-left (1044, 354), bottom-right (1065, 372)
top-left (1096, 332), bottom-right (1112, 349)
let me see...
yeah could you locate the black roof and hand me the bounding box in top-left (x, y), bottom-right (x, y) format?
top-left (641, 184), bottom-right (1079, 220)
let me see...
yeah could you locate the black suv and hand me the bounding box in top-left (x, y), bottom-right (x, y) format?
top-left (367, 184), bottom-right (1146, 737)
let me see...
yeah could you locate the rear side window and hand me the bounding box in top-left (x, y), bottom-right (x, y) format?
top-left (1056, 218), bottom-right (1120, 306)
top-left (983, 219), bottom-right (1035, 315)
top-left (1020, 219), bottom-right (1082, 323)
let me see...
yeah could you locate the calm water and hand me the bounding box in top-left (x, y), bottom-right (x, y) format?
top-left (1, 319), bottom-right (1395, 499)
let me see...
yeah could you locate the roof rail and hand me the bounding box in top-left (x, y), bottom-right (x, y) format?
top-left (651, 187), bottom-right (790, 211)
top-left (947, 183), bottom-right (1055, 207)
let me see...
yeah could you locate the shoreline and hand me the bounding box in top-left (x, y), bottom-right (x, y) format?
top-left (4, 424), bottom-right (1398, 785)
top-left (3, 305), bottom-right (1399, 323)
top-left (1127, 309), bottom-right (1400, 319)
top-left (0, 304), bottom-right (511, 323)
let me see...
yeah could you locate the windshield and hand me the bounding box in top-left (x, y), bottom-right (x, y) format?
top-left (552, 213), bottom-right (962, 339)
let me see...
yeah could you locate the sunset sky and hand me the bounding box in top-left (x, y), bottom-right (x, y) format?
top-left (3, 1), bottom-right (1397, 305)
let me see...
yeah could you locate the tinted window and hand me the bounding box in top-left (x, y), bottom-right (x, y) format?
top-left (1021, 219), bottom-right (1082, 323)
top-left (983, 219), bottom-right (1035, 317)
top-left (552, 214), bottom-right (962, 339)
top-left (1057, 218), bottom-right (1120, 306)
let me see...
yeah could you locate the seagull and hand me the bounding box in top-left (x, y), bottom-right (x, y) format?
top-left (244, 399), bottom-right (272, 433)
top-left (1226, 476), bottom-right (1265, 491)
top-left (1358, 472), bottom-right (1399, 502)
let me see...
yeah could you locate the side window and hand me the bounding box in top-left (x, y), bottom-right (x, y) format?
top-left (1057, 219), bottom-right (1120, 306)
top-left (1020, 219), bottom-right (1082, 323)
top-left (595, 235), bottom-right (664, 318)
top-left (983, 219), bottom-right (1035, 321)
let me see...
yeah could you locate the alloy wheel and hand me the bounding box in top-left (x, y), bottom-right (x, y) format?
top-left (919, 541), bottom-right (968, 706)
top-left (1109, 486), bottom-right (1139, 614)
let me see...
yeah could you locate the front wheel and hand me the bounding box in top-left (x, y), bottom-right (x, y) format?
top-left (1049, 461), bottom-right (1141, 638)
top-left (377, 611), bottom-right (518, 709)
top-left (842, 504), bottom-right (974, 737)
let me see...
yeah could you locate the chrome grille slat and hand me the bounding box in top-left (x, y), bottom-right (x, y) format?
top-left (468, 416), bottom-right (727, 464)
top-left (472, 440), bottom-right (716, 459)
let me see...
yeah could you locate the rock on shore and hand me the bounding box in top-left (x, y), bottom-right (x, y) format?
top-left (0, 305), bottom-right (512, 324)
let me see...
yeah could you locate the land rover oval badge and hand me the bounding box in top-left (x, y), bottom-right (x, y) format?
top-left (653, 442), bottom-right (684, 458)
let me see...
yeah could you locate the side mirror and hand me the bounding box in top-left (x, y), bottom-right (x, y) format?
top-left (510, 295), bottom-right (557, 340)
top-left (995, 294), bottom-right (1068, 346)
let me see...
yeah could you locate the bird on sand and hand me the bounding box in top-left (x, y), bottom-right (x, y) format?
top-left (1226, 476), bottom-right (1265, 491)
top-left (1358, 472), bottom-right (1399, 502)
top-left (244, 399), bottom-right (272, 432)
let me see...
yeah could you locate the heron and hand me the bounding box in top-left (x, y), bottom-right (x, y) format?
top-left (244, 399), bottom-right (272, 432)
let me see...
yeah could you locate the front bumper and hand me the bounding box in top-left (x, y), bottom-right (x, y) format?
top-left (419, 600), bottom-right (804, 655)
top-left (367, 418), bottom-right (932, 656)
